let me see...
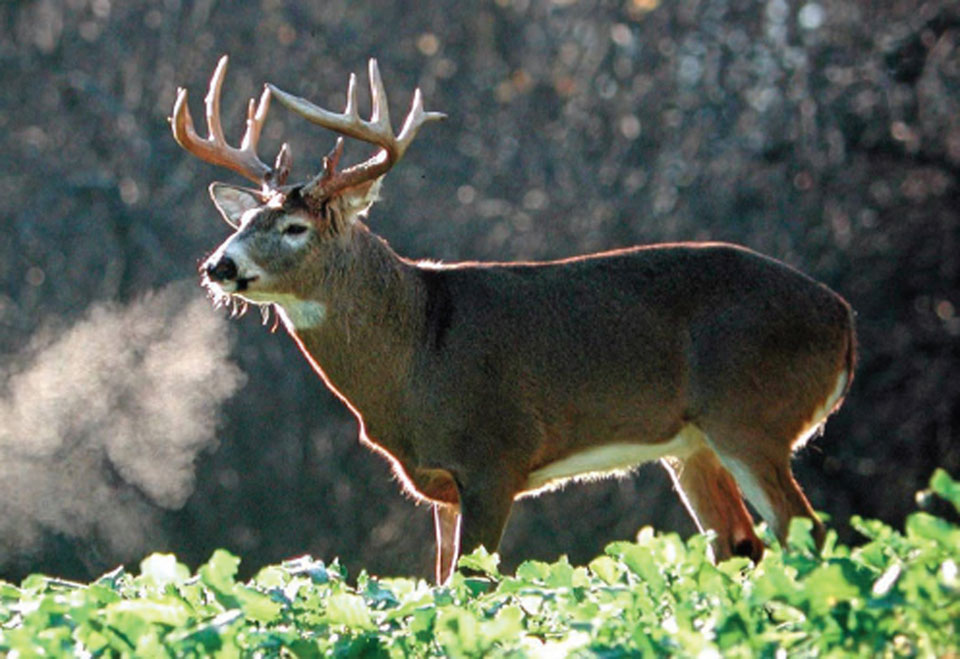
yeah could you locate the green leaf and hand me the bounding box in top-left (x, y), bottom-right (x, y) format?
top-left (608, 541), bottom-right (666, 593)
top-left (906, 512), bottom-right (960, 547)
top-left (139, 553), bottom-right (191, 590)
top-left (199, 549), bottom-right (243, 610)
top-left (168, 609), bottom-right (243, 655)
top-left (326, 593), bottom-right (374, 630)
top-left (850, 515), bottom-right (896, 542)
top-left (286, 638), bottom-right (324, 658)
top-left (105, 597), bottom-right (193, 628)
top-left (234, 585), bottom-right (283, 624)
top-left (589, 555), bottom-right (622, 585)
top-left (252, 565), bottom-right (289, 590)
top-left (196, 550), bottom-right (282, 623)
top-left (786, 516), bottom-right (816, 554)
top-left (363, 579), bottom-right (400, 610)
top-left (516, 560), bottom-right (551, 584)
top-left (96, 566), bottom-right (126, 590)
top-left (802, 562), bottom-right (864, 616)
top-left (200, 549), bottom-right (241, 592)
top-left (409, 606), bottom-right (436, 640)
top-left (545, 555), bottom-right (576, 588)
top-left (930, 469), bottom-right (960, 512)
top-left (283, 555), bottom-right (332, 584)
top-left (457, 546), bottom-right (501, 578)
top-left (486, 604), bottom-right (524, 642)
top-left (436, 606), bottom-right (481, 656)
top-left (0, 581), bottom-right (20, 600)
top-left (20, 574), bottom-right (64, 592)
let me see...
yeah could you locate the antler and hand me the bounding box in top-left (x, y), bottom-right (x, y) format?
top-left (171, 56), bottom-right (290, 190)
top-left (267, 59), bottom-right (445, 201)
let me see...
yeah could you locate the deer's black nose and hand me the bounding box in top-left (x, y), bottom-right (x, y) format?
top-left (206, 257), bottom-right (238, 282)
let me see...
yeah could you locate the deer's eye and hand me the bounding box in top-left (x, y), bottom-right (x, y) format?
top-left (282, 224), bottom-right (309, 236)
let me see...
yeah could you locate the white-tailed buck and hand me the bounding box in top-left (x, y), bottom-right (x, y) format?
top-left (172, 57), bottom-right (855, 583)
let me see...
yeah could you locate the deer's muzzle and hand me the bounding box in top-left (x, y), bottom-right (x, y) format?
top-left (206, 257), bottom-right (238, 283)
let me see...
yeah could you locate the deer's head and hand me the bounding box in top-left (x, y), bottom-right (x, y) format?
top-left (170, 57), bottom-right (444, 310)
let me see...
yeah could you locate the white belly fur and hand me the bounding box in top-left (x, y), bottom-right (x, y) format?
top-left (522, 424), bottom-right (707, 496)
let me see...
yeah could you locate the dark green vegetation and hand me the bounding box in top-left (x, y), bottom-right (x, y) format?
top-left (2, 470), bottom-right (957, 656)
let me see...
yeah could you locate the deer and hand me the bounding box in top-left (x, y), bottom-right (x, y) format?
top-left (171, 56), bottom-right (855, 584)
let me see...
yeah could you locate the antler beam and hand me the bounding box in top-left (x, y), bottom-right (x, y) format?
top-left (267, 59), bottom-right (445, 200)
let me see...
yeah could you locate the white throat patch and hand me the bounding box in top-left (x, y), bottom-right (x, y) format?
top-left (274, 297), bottom-right (328, 330)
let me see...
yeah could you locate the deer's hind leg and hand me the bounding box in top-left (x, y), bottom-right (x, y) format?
top-left (662, 446), bottom-right (764, 563)
top-left (702, 426), bottom-right (826, 551)
top-left (433, 503), bottom-right (460, 584)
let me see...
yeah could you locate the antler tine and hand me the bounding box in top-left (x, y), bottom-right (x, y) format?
top-left (171, 55), bottom-right (278, 189)
top-left (267, 59), bottom-right (445, 201)
top-left (241, 88), bottom-right (270, 152)
top-left (273, 142), bottom-right (292, 186)
top-left (345, 72), bottom-right (359, 120)
top-left (205, 56), bottom-right (228, 146)
top-left (397, 87), bottom-right (447, 156)
top-left (367, 59), bottom-right (392, 134)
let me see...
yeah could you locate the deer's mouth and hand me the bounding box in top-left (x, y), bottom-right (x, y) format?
top-left (201, 273), bottom-right (260, 300)
top-left (234, 276), bottom-right (259, 292)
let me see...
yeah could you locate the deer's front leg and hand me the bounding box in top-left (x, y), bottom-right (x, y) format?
top-left (433, 503), bottom-right (460, 584)
top-left (453, 472), bottom-right (517, 572)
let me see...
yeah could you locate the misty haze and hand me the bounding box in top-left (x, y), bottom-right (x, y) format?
top-left (0, 284), bottom-right (244, 575)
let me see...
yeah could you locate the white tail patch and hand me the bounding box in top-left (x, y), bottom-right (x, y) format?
top-left (794, 369), bottom-right (849, 451)
top-left (522, 424), bottom-right (707, 496)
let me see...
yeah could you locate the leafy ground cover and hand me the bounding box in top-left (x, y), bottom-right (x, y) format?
top-left (2, 470), bottom-right (958, 657)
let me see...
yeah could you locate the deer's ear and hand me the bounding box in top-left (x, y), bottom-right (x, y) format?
top-left (209, 183), bottom-right (263, 228)
top-left (338, 178), bottom-right (383, 221)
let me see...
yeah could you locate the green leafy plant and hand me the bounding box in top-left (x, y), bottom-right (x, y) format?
top-left (2, 470), bottom-right (958, 657)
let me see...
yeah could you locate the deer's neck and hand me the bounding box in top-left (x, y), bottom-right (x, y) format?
top-left (275, 226), bottom-right (420, 448)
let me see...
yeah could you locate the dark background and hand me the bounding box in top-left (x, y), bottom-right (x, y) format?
top-left (1, 0), bottom-right (957, 582)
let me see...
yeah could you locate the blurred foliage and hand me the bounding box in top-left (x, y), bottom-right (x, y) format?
top-left (0, 0), bottom-right (958, 582)
top-left (1, 469), bottom-right (958, 656)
